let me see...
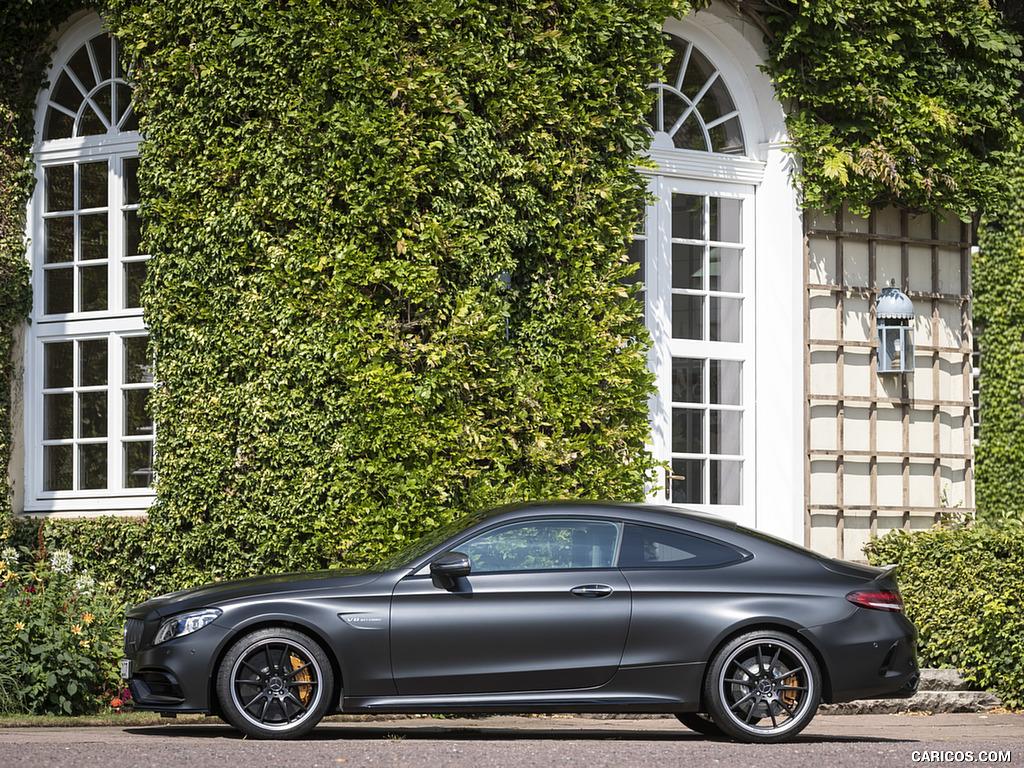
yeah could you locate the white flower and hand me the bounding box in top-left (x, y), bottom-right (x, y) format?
top-left (73, 573), bottom-right (95, 596)
top-left (50, 549), bottom-right (74, 575)
top-left (1, 547), bottom-right (18, 568)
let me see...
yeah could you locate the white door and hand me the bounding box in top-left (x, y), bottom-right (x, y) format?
top-left (637, 176), bottom-right (755, 526)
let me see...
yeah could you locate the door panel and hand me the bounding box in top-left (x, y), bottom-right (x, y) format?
top-left (390, 569), bottom-right (631, 695)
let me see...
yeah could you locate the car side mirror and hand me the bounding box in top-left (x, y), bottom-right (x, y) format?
top-left (429, 551), bottom-right (471, 590)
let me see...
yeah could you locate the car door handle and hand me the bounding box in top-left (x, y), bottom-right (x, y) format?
top-left (570, 584), bottom-right (613, 598)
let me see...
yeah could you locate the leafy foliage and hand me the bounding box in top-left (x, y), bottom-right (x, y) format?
top-left (763, 0), bottom-right (1024, 215)
top-left (973, 150), bottom-right (1024, 524)
top-left (865, 523), bottom-right (1024, 708)
top-left (0, 544), bottom-right (126, 715)
top-left (94, 0), bottom-right (685, 581)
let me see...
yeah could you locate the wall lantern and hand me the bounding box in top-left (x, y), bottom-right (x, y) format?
top-left (877, 279), bottom-right (915, 374)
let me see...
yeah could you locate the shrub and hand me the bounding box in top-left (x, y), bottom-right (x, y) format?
top-left (0, 545), bottom-right (127, 715)
top-left (865, 522), bottom-right (1024, 709)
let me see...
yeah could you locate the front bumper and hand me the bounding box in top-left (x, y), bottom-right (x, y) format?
top-left (123, 623), bottom-right (234, 714)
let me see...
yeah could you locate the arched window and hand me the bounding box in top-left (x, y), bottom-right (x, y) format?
top-left (633, 31), bottom-right (758, 524)
top-left (646, 35), bottom-right (744, 154)
top-left (24, 15), bottom-right (152, 513)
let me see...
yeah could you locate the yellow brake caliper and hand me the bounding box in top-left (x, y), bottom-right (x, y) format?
top-left (290, 653), bottom-right (313, 706)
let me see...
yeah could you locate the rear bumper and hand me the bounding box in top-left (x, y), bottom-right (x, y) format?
top-left (803, 610), bottom-right (919, 704)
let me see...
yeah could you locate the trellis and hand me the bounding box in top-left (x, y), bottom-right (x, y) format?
top-left (804, 207), bottom-right (974, 560)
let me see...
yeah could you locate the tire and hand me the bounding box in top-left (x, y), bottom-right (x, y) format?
top-left (216, 627), bottom-right (334, 739)
top-left (675, 712), bottom-right (726, 737)
top-left (703, 630), bottom-right (821, 743)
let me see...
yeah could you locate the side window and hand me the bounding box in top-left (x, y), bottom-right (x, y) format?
top-left (459, 520), bottom-right (622, 573)
top-left (618, 524), bottom-right (746, 569)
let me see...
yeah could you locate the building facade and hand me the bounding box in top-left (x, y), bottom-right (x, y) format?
top-left (8, 3), bottom-right (975, 561)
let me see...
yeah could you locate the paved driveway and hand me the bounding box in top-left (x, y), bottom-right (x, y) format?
top-left (1, 713), bottom-right (1021, 768)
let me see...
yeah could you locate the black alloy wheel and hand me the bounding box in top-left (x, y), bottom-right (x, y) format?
top-left (216, 627), bottom-right (333, 739)
top-left (704, 630), bottom-right (821, 743)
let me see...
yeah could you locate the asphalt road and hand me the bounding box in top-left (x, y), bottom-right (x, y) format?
top-left (1, 713), bottom-right (1022, 768)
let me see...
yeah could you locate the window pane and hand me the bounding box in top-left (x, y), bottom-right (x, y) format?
top-left (710, 247), bottom-right (742, 293)
top-left (124, 441), bottom-right (154, 488)
top-left (45, 165), bottom-right (74, 212)
top-left (123, 157), bottom-right (140, 205)
top-left (619, 524), bottom-right (745, 569)
top-left (68, 44), bottom-right (96, 91)
top-left (624, 239), bottom-right (644, 287)
top-left (672, 194), bottom-right (703, 240)
top-left (44, 393), bottom-right (73, 439)
top-left (44, 342), bottom-right (73, 389)
top-left (79, 105), bottom-right (105, 136)
top-left (45, 267), bottom-right (73, 315)
top-left (80, 162), bottom-right (108, 208)
top-left (78, 339), bottom-right (108, 386)
top-left (672, 244), bottom-right (703, 289)
top-left (79, 213), bottom-right (108, 260)
top-left (670, 458), bottom-right (702, 504)
top-left (671, 358), bottom-right (702, 404)
top-left (125, 209), bottom-right (141, 256)
top-left (45, 218), bottom-right (73, 263)
top-left (125, 261), bottom-right (146, 309)
top-left (116, 83), bottom-right (133, 128)
top-left (709, 297), bottom-right (741, 343)
top-left (92, 85), bottom-right (113, 130)
top-left (711, 460), bottom-right (742, 505)
top-left (710, 197), bottom-right (742, 243)
top-left (710, 410), bottom-right (742, 455)
top-left (44, 109), bottom-right (74, 141)
top-left (672, 408), bottom-right (703, 453)
top-left (91, 36), bottom-right (111, 82)
top-left (80, 443), bottom-right (107, 490)
top-left (79, 265), bottom-right (108, 312)
top-left (50, 71), bottom-right (83, 112)
top-left (459, 520), bottom-right (621, 572)
top-left (710, 360), bottom-right (742, 405)
top-left (672, 294), bottom-right (702, 339)
top-left (79, 391), bottom-right (107, 438)
top-left (125, 389), bottom-right (152, 436)
top-left (124, 336), bottom-right (153, 383)
top-left (44, 445), bottom-right (73, 491)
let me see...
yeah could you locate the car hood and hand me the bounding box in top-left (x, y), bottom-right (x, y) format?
top-left (132, 568), bottom-right (385, 618)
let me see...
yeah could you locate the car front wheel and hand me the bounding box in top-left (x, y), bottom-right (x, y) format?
top-left (704, 630), bottom-right (821, 743)
top-left (216, 627), bottom-right (334, 739)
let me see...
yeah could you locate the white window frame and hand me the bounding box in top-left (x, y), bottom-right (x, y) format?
top-left (23, 14), bottom-right (152, 513)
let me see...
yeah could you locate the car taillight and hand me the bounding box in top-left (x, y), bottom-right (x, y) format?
top-left (846, 589), bottom-right (904, 612)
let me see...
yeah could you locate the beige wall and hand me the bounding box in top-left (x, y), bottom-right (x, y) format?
top-left (804, 206), bottom-right (974, 560)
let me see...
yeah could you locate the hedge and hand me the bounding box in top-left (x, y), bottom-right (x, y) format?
top-left (865, 522), bottom-right (1024, 709)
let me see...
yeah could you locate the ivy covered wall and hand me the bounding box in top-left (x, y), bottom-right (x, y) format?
top-left (4, 0), bottom-right (1024, 581)
top-left (96, 0), bottom-right (684, 579)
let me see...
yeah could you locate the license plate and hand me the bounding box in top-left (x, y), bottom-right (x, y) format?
top-left (120, 659), bottom-right (133, 679)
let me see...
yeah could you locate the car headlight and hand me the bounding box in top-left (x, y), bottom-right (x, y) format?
top-left (154, 608), bottom-right (222, 645)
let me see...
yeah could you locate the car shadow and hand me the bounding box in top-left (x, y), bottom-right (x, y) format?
top-left (123, 723), bottom-right (910, 745)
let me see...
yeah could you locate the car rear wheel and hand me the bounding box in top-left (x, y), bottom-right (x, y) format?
top-left (704, 630), bottom-right (820, 743)
top-left (675, 712), bottom-right (725, 737)
top-left (216, 627), bottom-right (333, 739)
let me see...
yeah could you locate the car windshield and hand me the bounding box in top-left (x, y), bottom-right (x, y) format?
top-left (366, 508), bottom-right (496, 573)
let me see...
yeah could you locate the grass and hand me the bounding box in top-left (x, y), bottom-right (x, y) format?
top-left (0, 712), bottom-right (221, 728)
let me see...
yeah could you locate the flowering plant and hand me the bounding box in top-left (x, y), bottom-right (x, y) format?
top-left (0, 546), bottom-right (126, 715)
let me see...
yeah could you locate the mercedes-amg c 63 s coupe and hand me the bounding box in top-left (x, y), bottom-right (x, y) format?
top-left (122, 501), bottom-right (918, 742)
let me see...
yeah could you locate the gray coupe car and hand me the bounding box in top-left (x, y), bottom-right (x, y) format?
top-left (122, 501), bottom-right (918, 743)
